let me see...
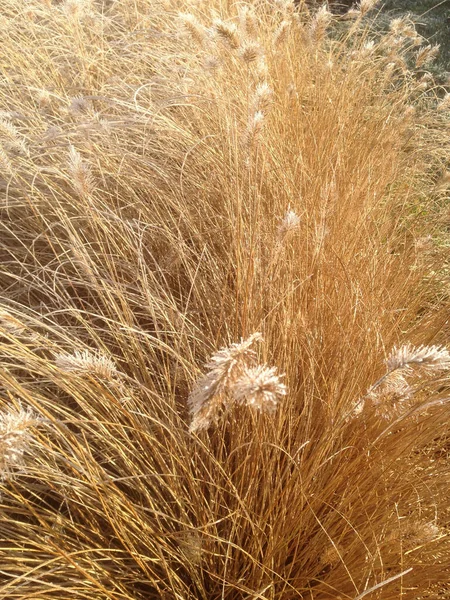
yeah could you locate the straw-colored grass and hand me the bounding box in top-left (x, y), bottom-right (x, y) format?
top-left (0, 0), bottom-right (450, 598)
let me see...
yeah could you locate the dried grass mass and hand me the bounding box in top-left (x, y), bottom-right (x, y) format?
top-left (0, 0), bottom-right (449, 598)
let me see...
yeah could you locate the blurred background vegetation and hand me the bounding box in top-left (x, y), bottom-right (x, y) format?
top-left (380, 0), bottom-right (450, 73)
top-left (329, 0), bottom-right (449, 77)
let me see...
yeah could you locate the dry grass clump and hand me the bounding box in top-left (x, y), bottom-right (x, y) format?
top-left (0, 0), bottom-right (450, 598)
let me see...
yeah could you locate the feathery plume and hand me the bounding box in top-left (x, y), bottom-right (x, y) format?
top-left (278, 208), bottom-right (301, 239)
top-left (203, 55), bottom-right (221, 73)
top-left (68, 95), bottom-right (90, 115)
top-left (273, 0), bottom-right (295, 16)
top-left (340, 9), bottom-right (361, 21)
top-left (213, 19), bottom-right (240, 50)
top-left (355, 344), bottom-right (450, 421)
top-left (414, 234), bottom-right (433, 251)
top-left (385, 521), bottom-right (442, 551)
top-left (68, 146), bottom-right (95, 198)
top-left (178, 13), bottom-right (207, 47)
top-left (273, 20), bottom-right (290, 48)
top-left (354, 40), bottom-right (376, 60)
top-left (239, 42), bottom-right (261, 64)
top-left (0, 147), bottom-right (13, 175)
top-left (252, 82), bottom-right (273, 114)
top-left (188, 333), bottom-right (263, 432)
top-left (389, 17), bottom-right (421, 44)
top-left (179, 531), bottom-right (202, 565)
top-left (0, 405), bottom-right (39, 481)
top-left (255, 57), bottom-right (269, 84)
top-left (36, 89), bottom-right (53, 109)
top-left (0, 308), bottom-right (26, 336)
top-left (244, 111), bottom-right (265, 149)
top-left (359, 0), bottom-right (379, 16)
top-left (369, 371), bottom-right (410, 400)
top-left (386, 344), bottom-right (450, 374)
top-left (231, 364), bottom-right (286, 414)
top-left (402, 105), bottom-right (416, 120)
top-left (415, 44), bottom-right (440, 68)
top-left (41, 125), bottom-right (62, 144)
top-left (0, 119), bottom-right (21, 140)
top-left (402, 521), bottom-right (441, 548)
top-left (310, 5), bottom-right (332, 43)
top-left (239, 6), bottom-right (258, 39)
top-left (55, 349), bottom-right (118, 380)
top-left (0, 119), bottom-right (28, 156)
top-left (367, 372), bottom-right (411, 420)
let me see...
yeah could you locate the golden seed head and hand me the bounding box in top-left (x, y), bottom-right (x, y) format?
top-left (55, 349), bottom-right (118, 380)
top-left (386, 343), bottom-right (450, 374)
top-left (239, 6), bottom-right (258, 39)
top-left (359, 0), bottom-right (379, 16)
top-left (213, 19), bottom-right (240, 50)
top-left (188, 333), bottom-right (263, 432)
top-left (178, 13), bottom-right (207, 46)
top-left (68, 146), bottom-right (95, 198)
top-left (278, 209), bottom-right (301, 239)
top-left (0, 405), bottom-right (39, 481)
top-left (239, 42), bottom-right (261, 64)
top-left (273, 20), bottom-right (290, 48)
top-left (231, 364), bottom-right (286, 414)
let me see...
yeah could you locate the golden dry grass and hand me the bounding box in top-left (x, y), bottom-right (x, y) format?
top-left (0, 0), bottom-right (450, 598)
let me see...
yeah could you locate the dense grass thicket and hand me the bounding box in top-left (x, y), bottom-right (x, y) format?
top-left (1, 0), bottom-right (450, 598)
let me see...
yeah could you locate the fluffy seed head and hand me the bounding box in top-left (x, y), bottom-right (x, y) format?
top-left (273, 0), bottom-right (295, 16)
top-left (415, 44), bottom-right (440, 68)
top-left (37, 89), bottom-right (53, 108)
top-left (0, 119), bottom-right (28, 156)
top-left (310, 5), bottom-right (332, 42)
top-left (244, 111), bottom-right (265, 149)
top-left (253, 82), bottom-right (273, 113)
top-left (273, 20), bottom-right (290, 48)
top-left (68, 146), bottom-right (95, 198)
top-left (401, 521), bottom-right (441, 548)
top-left (0, 118), bottom-right (21, 140)
top-left (0, 308), bottom-right (26, 336)
top-left (389, 17), bottom-right (420, 43)
top-left (359, 0), bottom-right (379, 16)
top-left (178, 13), bottom-right (207, 47)
top-left (0, 406), bottom-right (39, 481)
top-left (232, 364), bottom-right (286, 414)
top-left (368, 372), bottom-right (411, 420)
top-left (179, 531), bottom-right (202, 565)
top-left (278, 209), bottom-right (301, 238)
top-left (188, 333), bottom-right (263, 432)
top-left (435, 171), bottom-right (450, 191)
top-left (213, 19), bottom-right (240, 50)
top-left (320, 543), bottom-right (343, 567)
top-left (203, 55), bottom-right (221, 73)
top-left (55, 349), bottom-right (118, 379)
top-left (68, 95), bottom-right (90, 115)
top-left (341, 9), bottom-right (361, 21)
top-left (239, 6), bottom-right (258, 39)
top-left (386, 343), bottom-right (450, 374)
top-left (0, 147), bottom-right (13, 175)
top-left (239, 42), bottom-right (261, 64)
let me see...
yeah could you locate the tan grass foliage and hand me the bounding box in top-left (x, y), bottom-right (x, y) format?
top-left (0, 0), bottom-right (450, 598)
